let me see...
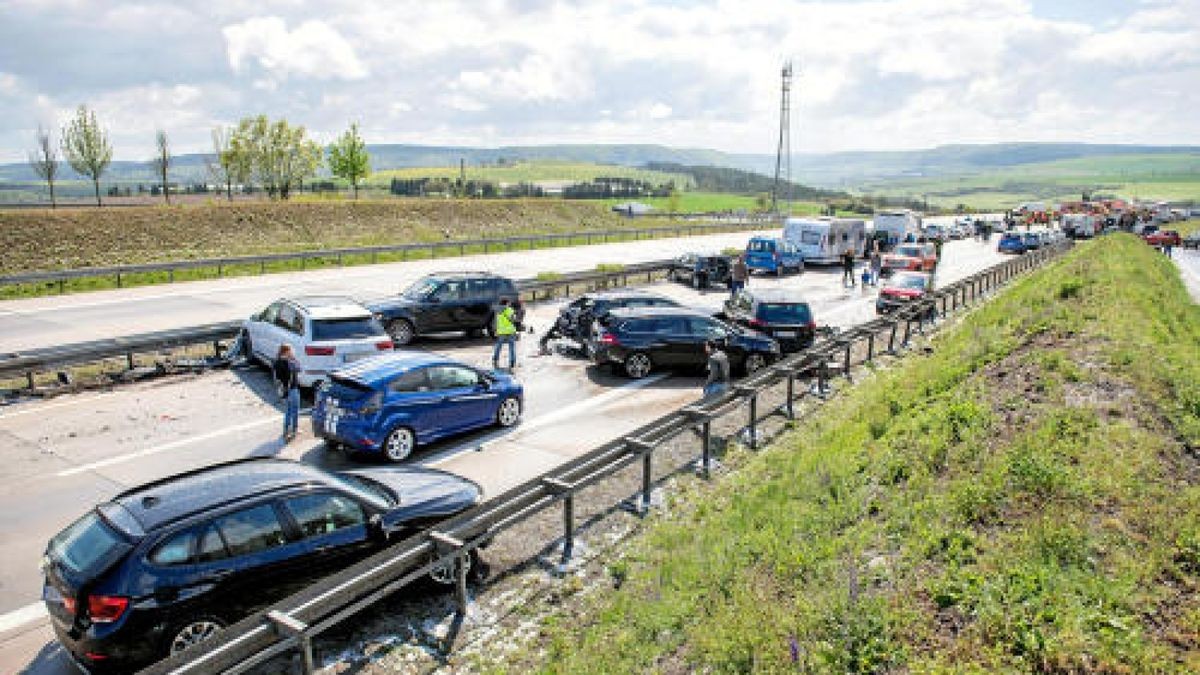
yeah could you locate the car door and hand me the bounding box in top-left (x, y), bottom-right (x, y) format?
top-left (273, 304), bottom-right (307, 362)
top-left (249, 302), bottom-right (283, 362)
top-left (204, 503), bottom-right (312, 618)
top-left (428, 365), bottom-right (497, 431)
top-left (379, 367), bottom-right (442, 441)
top-left (279, 491), bottom-right (375, 579)
top-left (653, 316), bottom-right (698, 366)
top-left (426, 280), bottom-right (466, 332)
top-left (458, 278), bottom-right (495, 330)
top-left (682, 317), bottom-right (731, 368)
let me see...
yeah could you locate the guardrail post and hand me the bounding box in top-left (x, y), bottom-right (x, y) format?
top-left (116, 271), bottom-right (122, 288)
top-left (866, 332), bottom-right (875, 362)
top-left (887, 320), bottom-right (899, 354)
top-left (622, 437), bottom-right (656, 515)
top-left (842, 341), bottom-right (852, 378)
top-left (267, 610), bottom-right (314, 675)
top-left (902, 317), bottom-right (913, 347)
top-left (748, 391), bottom-right (758, 448)
top-left (168, 269), bottom-right (174, 283)
top-left (218, 262), bottom-right (224, 277)
top-left (786, 371), bottom-right (795, 418)
top-left (26, 372), bottom-right (34, 389)
top-left (127, 352), bottom-right (135, 370)
top-left (542, 478), bottom-right (576, 566)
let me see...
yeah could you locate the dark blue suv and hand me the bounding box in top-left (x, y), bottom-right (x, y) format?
top-left (42, 458), bottom-right (482, 672)
top-left (313, 352), bottom-right (523, 462)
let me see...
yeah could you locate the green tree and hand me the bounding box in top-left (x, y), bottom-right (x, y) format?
top-left (150, 129), bottom-right (171, 204)
top-left (208, 125), bottom-right (250, 201)
top-left (667, 185), bottom-right (681, 218)
top-left (61, 105), bottom-right (113, 207)
top-left (231, 116), bottom-right (322, 199)
top-left (328, 122), bottom-right (371, 199)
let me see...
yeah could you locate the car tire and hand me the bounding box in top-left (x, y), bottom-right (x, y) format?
top-left (485, 317), bottom-right (497, 339)
top-left (240, 331), bottom-right (256, 364)
top-left (496, 396), bottom-right (521, 427)
top-left (167, 616), bottom-right (225, 656)
top-left (383, 427), bottom-right (416, 463)
top-left (624, 352), bottom-right (653, 379)
top-left (743, 352), bottom-right (768, 375)
top-left (387, 319), bottom-right (415, 346)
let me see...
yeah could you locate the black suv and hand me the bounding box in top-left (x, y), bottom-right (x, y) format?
top-left (546, 290), bottom-right (681, 350)
top-left (42, 458), bottom-right (481, 672)
top-left (720, 289), bottom-right (816, 353)
top-left (367, 272), bottom-right (519, 345)
top-left (668, 253), bottom-right (732, 289)
top-left (591, 307), bottom-right (779, 379)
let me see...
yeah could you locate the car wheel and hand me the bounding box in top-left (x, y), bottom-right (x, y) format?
top-left (383, 427), bottom-right (416, 463)
top-left (168, 617), bottom-right (224, 655)
top-left (743, 352), bottom-right (767, 375)
top-left (775, 265), bottom-right (783, 278)
top-left (240, 331), bottom-right (255, 363)
top-left (485, 317), bottom-right (497, 339)
top-left (387, 319), bottom-right (415, 346)
top-left (496, 396), bottom-right (521, 427)
top-left (668, 269), bottom-right (678, 282)
top-left (624, 352), bottom-right (653, 379)
top-left (274, 379), bottom-right (287, 400)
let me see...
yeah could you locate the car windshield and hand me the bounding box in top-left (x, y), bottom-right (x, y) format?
top-left (403, 278), bottom-right (441, 299)
top-left (48, 511), bottom-right (126, 576)
top-left (892, 275), bottom-right (928, 290)
top-left (747, 240), bottom-right (776, 252)
top-left (311, 317), bottom-right (386, 341)
top-left (757, 303), bottom-right (812, 324)
top-left (896, 245), bottom-right (923, 257)
top-left (329, 473), bottom-right (396, 509)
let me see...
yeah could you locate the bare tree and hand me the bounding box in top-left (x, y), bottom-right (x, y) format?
top-left (61, 105), bottom-right (113, 207)
top-left (151, 129), bottom-right (171, 204)
top-left (208, 125), bottom-right (251, 201)
top-left (27, 125), bottom-right (60, 209)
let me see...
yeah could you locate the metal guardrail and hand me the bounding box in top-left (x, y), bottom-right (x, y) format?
top-left (138, 241), bottom-right (1072, 675)
top-left (0, 218), bottom-right (773, 292)
top-left (0, 260), bottom-right (679, 385)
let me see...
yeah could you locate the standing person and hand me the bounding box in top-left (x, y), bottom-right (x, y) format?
top-left (841, 248), bottom-right (856, 287)
top-left (730, 254), bottom-right (748, 298)
top-left (492, 298), bottom-right (518, 370)
top-left (1164, 241), bottom-right (1174, 259)
top-left (933, 236), bottom-right (944, 268)
top-left (869, 242), bottom-right (883, 286)
top-left (703, 340), bottom-right (730, 398)
top-left (273, 344), bottom-right (301, 442)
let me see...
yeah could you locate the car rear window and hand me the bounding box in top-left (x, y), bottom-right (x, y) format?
top-left (896, 246), bottom-right (923, 257)
top-left (311, 317), bottom-right (386, 341)
top-left (757, 303), bottom-right (812, 324)
top-left (49, 512), bottom-right (126, 576)
top-left (747, 239), bottom-right (776, 252)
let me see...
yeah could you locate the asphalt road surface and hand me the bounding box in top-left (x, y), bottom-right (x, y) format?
top-left (0, 232), bottom-right (1006, 674)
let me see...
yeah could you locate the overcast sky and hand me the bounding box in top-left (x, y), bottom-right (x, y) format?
top-left (1, 0), bottom-right (1198, 162)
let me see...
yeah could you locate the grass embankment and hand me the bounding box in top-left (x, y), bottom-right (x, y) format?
top-left (537, 234), bottom-right (1200, 672)
top-left (0, 200), bottom-right (747, 298)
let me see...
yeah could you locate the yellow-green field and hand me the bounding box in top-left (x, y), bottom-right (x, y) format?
top-left (367, 161), bottom-right (693, 188)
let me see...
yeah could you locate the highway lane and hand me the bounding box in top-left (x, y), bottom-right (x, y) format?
top-left (0, 229), bottom-right (774, 355)
top-left (0, 235), bottom-right (1007, 673)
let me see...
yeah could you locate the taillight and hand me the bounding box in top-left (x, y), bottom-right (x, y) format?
top-left (375, 340), bottom-right (394, 351)
top-left (63, 596), bottom-right (77, 615)
top-left (805, 321), bottom-right (817, 330)
top-left (600, 333), bottom-right (618, 345)
top-left (305, 345), bottom-right (336, 356)
top-left (748, 318), bottom-right (766, 328)
top-left (87, 595), bottom-right (129, 623)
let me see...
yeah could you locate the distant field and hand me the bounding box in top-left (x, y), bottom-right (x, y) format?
top-left (602, 191), bottom-right (825, 215)
top-left (367, 161), bottom-right (694, 188)
top-left (859, 153), bottom-right (1200, 210)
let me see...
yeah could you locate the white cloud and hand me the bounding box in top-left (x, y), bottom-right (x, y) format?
top-left (223, 16), bottom-right (368, 82)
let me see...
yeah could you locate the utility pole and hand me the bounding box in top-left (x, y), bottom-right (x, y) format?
top-left (771, 62), bottom-right (793, 218)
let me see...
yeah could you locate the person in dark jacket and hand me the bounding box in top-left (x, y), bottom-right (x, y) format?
top-left (703, 340), bottom-right (730, 398)
top-left (273, 344), bottom-right (301, 441)
top-left (841, 248), bottom-right (856, 287)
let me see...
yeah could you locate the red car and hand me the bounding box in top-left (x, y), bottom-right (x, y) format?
top-left (876, 271), bottom-right (934, 314)
top-left (1143, 229), bottom-right (1181, 247)
top-left (881, 243), bottom-right (937, 274)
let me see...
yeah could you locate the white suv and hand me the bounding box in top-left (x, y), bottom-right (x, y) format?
top-left (242, 296), bottom-right (393, 389)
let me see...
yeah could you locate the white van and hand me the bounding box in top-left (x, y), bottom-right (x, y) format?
top-left (1061, 213), bottom-right (1097, 239)
top-left (872, 210), bottom-right (923, 248)
top-left (784, 217), bottom-right (867, 264)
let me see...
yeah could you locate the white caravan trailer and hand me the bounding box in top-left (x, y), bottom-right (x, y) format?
top-left (872, 210), bottom-right (923, 248)
top-left (784, 217), bottom-right (867, 264)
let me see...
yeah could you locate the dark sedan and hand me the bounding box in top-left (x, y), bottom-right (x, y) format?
top-left (42, 458), bottom-right (481, 672)
top-left (720, 289), bottom-right (816, 353)
top-left (668, 253), bottom-right (733, 289)
top-left (591, 307), bottom-right (779, 379)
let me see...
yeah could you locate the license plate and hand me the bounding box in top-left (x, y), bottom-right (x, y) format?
top-left (343, 352), bottom-right (370, 363)
top-left (324, 406), bottom-right (342, 435)
top-left (776, 331), bottom-right (796, 338)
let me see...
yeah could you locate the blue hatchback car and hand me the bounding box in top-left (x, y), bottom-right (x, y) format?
top-left (313, 353), bottom-right (523, 462)
top-left (997, 232), bottom-right (1027, 254)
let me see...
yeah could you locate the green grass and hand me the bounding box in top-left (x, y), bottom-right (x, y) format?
top-left (534, 234), bottom-right (1200, 673)
top-left (367, 161), bottom-right (694, 188)
top-left (859, 154), bottom-right (1200, 210)
top-left (601, 191), bottom-right (827, 215)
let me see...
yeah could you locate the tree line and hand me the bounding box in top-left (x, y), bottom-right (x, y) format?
top-left (26, 105), bottom-right (371, 207)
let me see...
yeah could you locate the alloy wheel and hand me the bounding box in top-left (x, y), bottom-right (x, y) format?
top-left (169, 620), bottom-right (222, 654)
top-left (384, 427), bottom-right (415, 463)
top-left (497, 397), bottom-right (521, 427)
top-left (625, 353), bottom-right (652, 379)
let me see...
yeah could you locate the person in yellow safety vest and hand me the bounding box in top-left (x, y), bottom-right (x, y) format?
top-left (492, 298), bottom-right (518, 370)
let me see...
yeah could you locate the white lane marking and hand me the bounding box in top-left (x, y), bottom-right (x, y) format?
top-left (422, 372), bottom-right (670, 467)
top-left (0, 391), bottom-right (118, 420)
top-left (55, 416), bottom-right (281, 477)
top-left (0, 602), bottom-right (46, 633)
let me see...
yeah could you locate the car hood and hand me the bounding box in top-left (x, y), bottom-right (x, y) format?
top-left (344, 467), bottom-right (482, 526)
top-left (365, 296), bottom-right (418, 313)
